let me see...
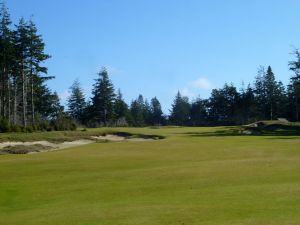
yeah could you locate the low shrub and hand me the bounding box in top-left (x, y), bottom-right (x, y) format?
top-left (0, 117), bottom-right (10, 132)
top-left (51, 115), bottom-right (77, 131)
top-left (10, 124), bottom-right (22, 132)
top-left (25, 126), bottom-right (34, 133)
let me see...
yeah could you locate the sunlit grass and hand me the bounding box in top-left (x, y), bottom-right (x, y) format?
top-left (0, 126), bottom-right (300, 225)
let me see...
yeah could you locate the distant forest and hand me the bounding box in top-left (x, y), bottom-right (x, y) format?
top-left (0, 2), bottom-right (300, 132)
top-left (67, 63), bottom-right (300, 127)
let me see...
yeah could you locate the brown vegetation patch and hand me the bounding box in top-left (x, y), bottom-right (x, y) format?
top-left (0, 144), bottom-right (54, 154)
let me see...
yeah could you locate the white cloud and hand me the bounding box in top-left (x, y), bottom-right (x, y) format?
top-left (180, 88), bottom-right (195, 99)
top-left (190, 77), bottom-right (214, 90)
top-left (177, 77), bottom-right (215, 100)
top-left (58, 90), bottom-right (70, 103)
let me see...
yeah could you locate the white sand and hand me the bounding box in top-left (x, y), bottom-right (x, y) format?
top-left (0, 140), bottom-right (94, 151)
top-left (91, 135), bottom-right (155, 142)
top-left (0, 135), bottom-right (156, 154)
top-left (91, 135), bottom-right (126, 141)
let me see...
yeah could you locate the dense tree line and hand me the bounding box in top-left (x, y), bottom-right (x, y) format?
top-left (169, 63), bottom-right (300, 126)
top-left (67, 68), bottom-right (166, 127)
top-left (67, 57), bottom-right (300, 127)
top-left (0, 3), bottom-right (71, 132)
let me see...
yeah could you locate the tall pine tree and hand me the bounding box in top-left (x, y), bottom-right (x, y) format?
top-left (67, 79), bottom-right (86, 123)
top-left (14, 18), bottom-right (30, 127)
top-left (91, 67), bottom-right (115, 126)
top-left (264, 66), bottom-right (278, 120)
top-left (288, 49), bottom-right (300, 121)
top-left (169, 91), bottom-right (190, 126)
top-left (150, 97), bottom-right (163, 125)
top-left (0, 1), bottom-right (13, 121)
top-left (27, 19), bottom-right (51, 126)
top-left (129, 95), bottom-right (145, 127)
top-left (114, 89), bottom-right (129, 126)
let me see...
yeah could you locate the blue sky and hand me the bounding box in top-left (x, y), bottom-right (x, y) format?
top-left (7, 0), bottom-right (300, 113)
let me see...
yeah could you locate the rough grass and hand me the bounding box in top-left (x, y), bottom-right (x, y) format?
top-left (0, 129), bottom-right (164, 143)
top-left (0, 144), bottom-right (53, 154)
top-left (0, 127), bottom-right (300, 225)
top-left (242, 121), bottom-right (300, 135)
top-left (0, 130), bottom-right (103, 143)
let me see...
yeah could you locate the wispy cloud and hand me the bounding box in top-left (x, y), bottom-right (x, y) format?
top-left (180, 87), bottom-right (195, 99)
top-left (178, 77), bottom-right (215, 99)
top-left (190, 77), bottom-right (214, 90)
top-left (58, 90), bottom-right (70, 103)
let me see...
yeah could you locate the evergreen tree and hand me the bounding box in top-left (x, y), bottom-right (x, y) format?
top-left (150, 97), bottom-right (163, 125)
top-left (91, 67), bottom-right (115, 126)
top-left (275, 81), bottom-right (287, 118)
top-left (130, 100), bottom-right (144, 127)
top-left (238, 84), bottom-right (256, 124)
top-left (0, 1), bottom-right (13, 121)
top-left (13, 17), bottom-right (52, 127)
top-left (67, 79), bottom-right (86, 123)
top-left (254, 66), bottom-right (286, 120)
top-left (288, 49), bottom-right (300, 121)
top-left (208, 89), bottom-right (223, 123)
top-left (169, 91), bottom-right (190, 126)
top-left (114, 89), bottom-right (129, 126)
top-left (254, 66), bottom-right (266, 119)
top-left (48, 91), bottom-right (64, 119)
top-left (34, 80), bottom-right (57, 119)
top-left (190, 97), bottom-right (208, 126)
top-left (129, 94), bottom-right (145, 126)
top-left (14, 18), bottom-right (30, 127)
top-left (0, 3), bottom-right (73, 131)
top-left (264, 66), bottom-right (278, 120)
top-left (143, 98), bottom-right (151, 125)
top-left (208, 84), bottom-right (239, 125)
top-left (27, 19), bottom-right (51, 126)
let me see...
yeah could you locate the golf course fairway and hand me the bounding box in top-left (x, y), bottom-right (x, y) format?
top-left (0, 127), bottom-right (300, 225)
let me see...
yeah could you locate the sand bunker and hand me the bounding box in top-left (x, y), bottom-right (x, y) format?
top-left (0, 134), bottom-right (158, 154)
top-left (0, 140), bottom-right (94, 149)
top-left (91, 134), bottom-right (155, 142)
top-left (0, 140), bottom-right (94, 154)
top-left (91, 134), bottom-right (126, 141)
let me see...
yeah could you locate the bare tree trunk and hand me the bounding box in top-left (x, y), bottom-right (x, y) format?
top-left (7, 76), bottom-right (10, 123)
top-left (270, 102), bottom-right (273, 120)
top-left (30, 70), bottom-right (35, 126)
top-left (13, 77), bottom-right (17, 125)
top-left (22, 60), bottom-right (27, 127)
top-left (2, 67), bottom-right (6, 118)
top-left (0, 72), bottom-right (2, 118)
top-left (296, 99), bottom-right (299, 122)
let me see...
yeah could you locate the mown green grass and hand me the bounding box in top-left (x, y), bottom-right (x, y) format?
top-left (0, 127), bottom-right (300, 225)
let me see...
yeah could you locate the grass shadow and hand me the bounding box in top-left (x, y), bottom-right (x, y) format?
top-left (264, 136), bottom-right (300, 140)
top-left (183, 128), bottom-right (242, 137)
top-left (182, 127), bottom-right (300, 138)
top-left (100, 131), bottom-right (166, 140)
